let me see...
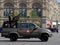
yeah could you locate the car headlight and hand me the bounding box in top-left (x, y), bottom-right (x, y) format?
top-left (47, 29), bottom-right (51, 32)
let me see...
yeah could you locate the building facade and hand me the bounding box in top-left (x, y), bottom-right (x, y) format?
top-left (58, 3), bottom-right (60, 22)
top-left (47, 0), bottom-right (59, 28)
top-left (48, 0), bottom-right (59, 21)
top-left (0, 0), bottom-right (59, 28)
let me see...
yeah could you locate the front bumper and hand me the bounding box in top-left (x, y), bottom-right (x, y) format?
top-left (49, 33), bottom-right (53, 37)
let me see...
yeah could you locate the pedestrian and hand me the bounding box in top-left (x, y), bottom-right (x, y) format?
top-left (53, 25), bottom-right (58, 33)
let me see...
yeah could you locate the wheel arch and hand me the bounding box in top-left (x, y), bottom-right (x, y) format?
top-left (41, 33), bottom-right (49, 37)
top-left (9, 33), bottom-right (18, 38)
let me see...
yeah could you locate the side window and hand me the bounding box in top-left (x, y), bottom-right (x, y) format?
top-left (18, 23), bottom-right (28, 30)
top-left (29, 23), bottom-right (35, 30)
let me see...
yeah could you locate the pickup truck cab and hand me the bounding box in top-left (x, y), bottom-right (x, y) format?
top-left (1, 22), bottom-right (52, 42)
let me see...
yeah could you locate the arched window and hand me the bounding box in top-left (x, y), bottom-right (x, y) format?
top-left (4, 3), bottom-right (14, 16)
top-left (32, 3), bottom-right (42, 17)
top-left (19, 3), bottom-right (27, 17)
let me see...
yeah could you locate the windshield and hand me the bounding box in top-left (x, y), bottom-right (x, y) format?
top-left (34, 23), bottom-right (40, 28)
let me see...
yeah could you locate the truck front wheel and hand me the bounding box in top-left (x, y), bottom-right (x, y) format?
top-left (40, 34), bottom-right (48, 42)
top-left (10, 34), bottom-right (18, 41)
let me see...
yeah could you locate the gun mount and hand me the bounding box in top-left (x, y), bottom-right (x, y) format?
top-left (3, 13), bottom-right (20, 28)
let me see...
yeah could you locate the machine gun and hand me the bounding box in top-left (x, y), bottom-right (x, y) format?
top-left (3, 13), bottom-right (20, 28)
top-left (8, 13), bottom-right (20, 28)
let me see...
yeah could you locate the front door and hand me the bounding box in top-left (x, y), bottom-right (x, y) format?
top-left (28, 23), bottom-right (38, 36)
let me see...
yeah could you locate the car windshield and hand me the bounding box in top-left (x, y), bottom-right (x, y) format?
top-left (34, 23), bottom-right (40, 28)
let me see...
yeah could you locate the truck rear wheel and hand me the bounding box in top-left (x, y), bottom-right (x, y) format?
top-left (10, 34), bottom-right (18, 41)
top-left (40, 34), bottom-right (48, 42)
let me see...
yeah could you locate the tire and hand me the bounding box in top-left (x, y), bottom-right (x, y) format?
top-left (40, 34), bottom-right (48, 42)
top-left (10, 34), bottom-right (18, 41)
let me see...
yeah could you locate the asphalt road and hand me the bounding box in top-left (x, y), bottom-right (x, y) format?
top-left (0, 31), bottom-right (60, 45)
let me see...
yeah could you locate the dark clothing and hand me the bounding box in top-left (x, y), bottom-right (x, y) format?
top-left (47, 28), bottom-right (58, 33)
top-left (0, 27), bottom-right (2, 32)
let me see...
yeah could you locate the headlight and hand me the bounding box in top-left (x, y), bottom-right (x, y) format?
top-left (47, 29), bottom-right (51, 32)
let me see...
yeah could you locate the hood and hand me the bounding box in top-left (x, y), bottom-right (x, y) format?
top-left (37, 28), bottom-right (51, 33)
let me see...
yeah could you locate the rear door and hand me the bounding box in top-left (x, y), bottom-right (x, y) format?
top-left (17, 23), bottom-right (29, 36)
